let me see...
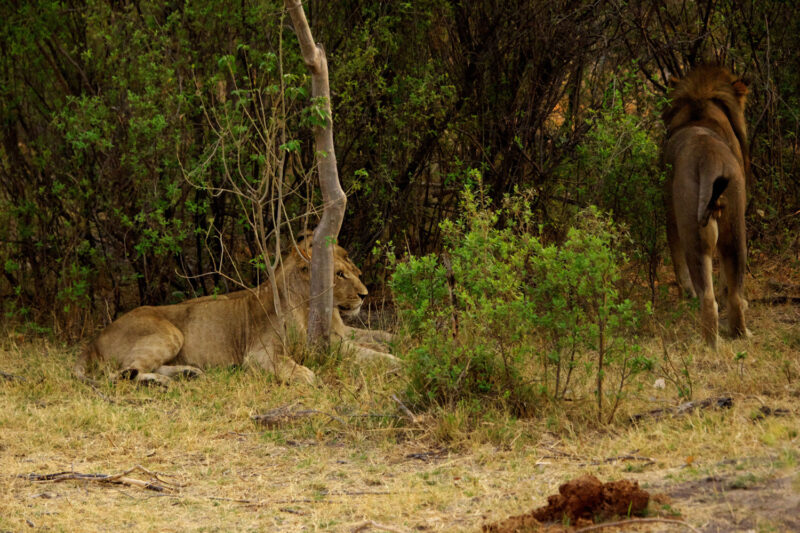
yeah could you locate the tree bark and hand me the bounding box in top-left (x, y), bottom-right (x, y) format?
top-left (285, 0), bottom-right (346, 347)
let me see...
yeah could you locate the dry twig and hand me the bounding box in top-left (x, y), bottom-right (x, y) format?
top-left (1, 370), bottom-right (25, 381)
top-left (390, 394), bottom-right (417, 423)
top-left (21, 465), bottom-right (182, 493)
top-left (630, 396), bottom-right (733, 422)
top-left (575, 517), bottom-right (700, 532)
top-left (405, 448), bottom-right (448, 462)
top-left (350, 519), bottom-right (408, 533)
top-left (251, 404), bottom-right (346, 427)
top-left (584, 453), bottom-right (656, 467)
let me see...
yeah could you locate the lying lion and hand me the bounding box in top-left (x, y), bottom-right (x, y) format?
top-left (662, 65), bottom-right (750, 347)
top-left (74, 238), bottom-right (396, 385)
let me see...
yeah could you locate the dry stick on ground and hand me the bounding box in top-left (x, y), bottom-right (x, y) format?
top-left (279, 507), bottom-right (307, 516)
top-left (749, 295), bottom-right (800, 305)
top-left (251, 404), bottom-right (346, 428)
top-left (574, 518), bottom-right (701, 532)
top-left (390, 394), bottom-right (417, 423)
top-left (405, 448), bottom-right (448, 462)
top-left (205, 492), bottom-right (390, 507)
top-left (75, 377), bottom-right (117, 404)
top-left (350, 520), bottom-right (408, 533)
top-left (208, 496), bottom-right (320, 506)
top-left (629, 396), bottom-right (733, 422)
top-left (1, 370), bottom-right (25, 381)
top-left (22, 465), bottom-right (182, 493)
top-left (584, 453), bottom-right (656, 467)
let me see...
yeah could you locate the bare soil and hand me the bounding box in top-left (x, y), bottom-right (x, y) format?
top-left (661, 467), bottom-right (800, 532)
top-left (480, 456), bottom-right (800, 533)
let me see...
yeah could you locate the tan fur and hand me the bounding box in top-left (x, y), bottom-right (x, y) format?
top-left (74, 240), bottom-right (396, 386)
top-left (662, 65), bottom-right (750, 347)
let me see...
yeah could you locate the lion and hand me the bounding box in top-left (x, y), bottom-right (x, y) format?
top-left (74, 237), bottom-right (397, 386)
top-left (661, 65), bottom-right (750, 347)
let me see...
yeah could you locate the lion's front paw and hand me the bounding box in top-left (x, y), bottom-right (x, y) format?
top-left (290, 365), bottom-right (315, 385)
top-left (180, 366), bottom-right (204, 379)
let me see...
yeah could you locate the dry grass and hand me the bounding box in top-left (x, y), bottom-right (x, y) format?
top-left (1, 269), bottom-right (799, 532)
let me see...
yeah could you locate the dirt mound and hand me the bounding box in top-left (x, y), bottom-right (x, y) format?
top-left (483, 475), bottom-right (650, 532)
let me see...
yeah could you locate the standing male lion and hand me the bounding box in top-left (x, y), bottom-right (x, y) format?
top-left (662, 65), bottom-right (750, 347)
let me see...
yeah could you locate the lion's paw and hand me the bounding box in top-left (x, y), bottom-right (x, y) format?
top-left (290, 365), bottom-right (315, 385)
top-left (136, 372), bottom-right (172, 387)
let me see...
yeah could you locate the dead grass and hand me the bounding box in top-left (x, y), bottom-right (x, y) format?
top-left (1, 267), bottom-right (799, 532)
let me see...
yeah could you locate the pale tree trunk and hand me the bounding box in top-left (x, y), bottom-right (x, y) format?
top-left (285, 0), bottom-right (346, 348)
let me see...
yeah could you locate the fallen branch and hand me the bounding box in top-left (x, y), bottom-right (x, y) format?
top-left (575, 517), bottom-right (700, 532)
top-left (630, 396), bottom-right (732, 422)
top-left (251, 404), bottom-right (346, 428)
top-left (208, 496), bottom-right (320, 506)
top-left (350, 520), bottom-right (408, 533)
top-left (390, 394), bottom-right (417, 423)
top-left (21, 465), bottom-right (181, 493)
top-left (752, 406), bottom-right (791, 420)
top-left (405, 448), bottom-right (448, 462)
top-left (749, 295), bottom-right (800, 306)
top-left (278, 507), bottom-right (307, 516)
top-left (585, 453), bottom-right (656, 467)
top-left (1, 370), bottom-right (25, 381)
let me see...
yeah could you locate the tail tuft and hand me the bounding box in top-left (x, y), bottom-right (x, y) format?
top-left (699, 176), bottom-right (730, 226)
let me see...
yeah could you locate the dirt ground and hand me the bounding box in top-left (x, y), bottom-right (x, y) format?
top-left (481, 458), bottom-right (800, 532)
top-left (3, 395), bottom-right (798, 532)
top-left (657, 464), bottom-right (800, 532)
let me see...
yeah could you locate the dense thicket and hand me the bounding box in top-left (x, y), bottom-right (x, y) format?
top-left (2, 0), bottom-right (798, 336)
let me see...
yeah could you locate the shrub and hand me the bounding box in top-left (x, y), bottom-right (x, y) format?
top-left (555, 70), bottom-right (667, 301)
top-left (390, 175), bottom-right (652, 422)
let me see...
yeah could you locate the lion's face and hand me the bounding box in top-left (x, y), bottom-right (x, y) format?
top-left (332, 247), bottom-right (368, 318)
top-left (292, 240), bottom-right (369, 317)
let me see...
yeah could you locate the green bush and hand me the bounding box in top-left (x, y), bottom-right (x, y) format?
top-left (555, 69), bottom-right (667, 300)
top-left (390, 175), bottom-right (652, 421)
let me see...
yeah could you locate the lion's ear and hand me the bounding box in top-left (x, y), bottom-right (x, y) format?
top-left (732, 79), bottom-right (748, 97)
top-left (289, 238), bottom-right (313, 262)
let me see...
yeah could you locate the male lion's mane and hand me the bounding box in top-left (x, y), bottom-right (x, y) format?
top-left (663, 64), bottom-right (750, 183)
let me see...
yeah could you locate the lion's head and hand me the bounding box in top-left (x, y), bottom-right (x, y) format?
top-left (332, 246), bottom-right (368, 317)
top-left (287, 237), bottom-right (368, 317)
top-left (663, 64), bottom-right (750, 177)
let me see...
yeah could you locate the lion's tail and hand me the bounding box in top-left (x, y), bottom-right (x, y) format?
top-left (74, 342), bottom-right (102, 387)
top-left (697, 154), bottom-right (732, 227)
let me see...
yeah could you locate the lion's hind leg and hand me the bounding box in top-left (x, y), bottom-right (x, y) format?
top-left (667, 193), bottom-right (697, 298)
top-left (719, 241), bottom-right (749, 339)
top-left (106, 318), bottom-right (186, 386)
top-left (691, 222), bottom-right (720, 349)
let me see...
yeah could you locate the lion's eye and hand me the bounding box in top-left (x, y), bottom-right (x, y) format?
top-left (336, 271), bottom-right (345, 278)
